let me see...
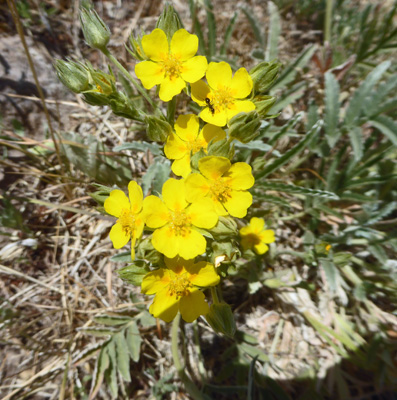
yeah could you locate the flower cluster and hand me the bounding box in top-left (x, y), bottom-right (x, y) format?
top-left (58, 7), bottom-right (278, 328)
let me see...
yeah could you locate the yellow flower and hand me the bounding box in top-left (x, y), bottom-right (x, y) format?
top-left (135, 28), bottom-right (208, 102)
top-left (191, 61), bottom-right (255, 127)
top-left (143, 178), bottom-right (218, 259)
top-left (164, 114), bottom-right (225, 178)
top-left (104, 181), bottom-right (145, 260)
top-left (185, 156), bottom-right (254, 218)
top-left (239, 217), bottom-right (275, 255)
top-left (141, 256), bottom-right (220, 322)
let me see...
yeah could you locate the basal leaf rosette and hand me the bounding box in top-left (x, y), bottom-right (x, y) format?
top-left (141, 256), bottom-right (220, 322)
top-left (185, 156), bottom-right (255, 218)
top-left (135, 28), bottom-right (208, 102)
top-left (239, 217), bottom-right (275, 255)
top-left (191, 61), bottom-right (255, 127)
top-left (104, 181), bottom-right (145, 260)
top-left (143, 178), bottom-right (218, 259)
top-left (164, 114), bottom-right (226, 178)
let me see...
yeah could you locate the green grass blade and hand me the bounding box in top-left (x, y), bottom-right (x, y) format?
top-left (347, 126), bottom-right (364, 162)
top-left (265, 1), bottom-right (281, 61)
top-left (204, 0), bottom-right (216, 59)
top-left (255, 120), bottom-right (323, 180)
top-left (324, 71), bottom-right (340, 147)
top-left (242, 7), bottom-right (265, 46)
top-left (220, 11), bottom-right (238, 55)
top-left (369, 115), bottom-right (397, 145)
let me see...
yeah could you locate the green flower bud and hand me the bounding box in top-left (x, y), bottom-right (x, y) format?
top-left (249, 60), bottom-right (281, 94)
top-left (82, 92), bottom-right (109, 106)
top-left (253, 95), bottom-right (277, 117)
top-left (128, 32), bottom-right (147, 61)
top-left (145, 116), bottom-right (172, 142)
top-left (54, 59), bottom-right (90, 93)
top-left (155, 4), bottom-right (182, 41)
top-left (207, 138), bottom-right (234, 159)
top-left (211, 216), bottom-right (238, 239)
top-left (205, 302), bottom-right (236, 338)
top-left (109, 92), bottom-right (140, 120)
top-left (80, 8), bottom-right (110, 51)
top-left (228, 111), bottom-right (261, 143)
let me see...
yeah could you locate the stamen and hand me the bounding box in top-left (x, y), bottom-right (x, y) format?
top-left (168, 273), bottom-right (192, 298)
top-left (118, 208), bottom-right (136, 236)
top-left (168, 210), bottom-right (191, 236)
top-left (161, 53), bottom-right (182, 81)
top-left (209, 86), bottom-right (234, 113)
top-left (210, 178), bottom-right (232, 203)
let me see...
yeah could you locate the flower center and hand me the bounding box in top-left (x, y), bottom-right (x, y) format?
top-left (161, 53), bottom-right (183, 81)
top-left (210, 178), bottom-right (232, 203)
top-left (244, 233), bottom-right (261, 246)
top-left (118, 208), bottom-right (136, 236)
top-left (168, 273), bottom-right (192, 298)
top-left (209, 86), bottom-right (234, 113)
top-left (168, 209), bottom-right (191, 236)
top-left (187, 137), bottom-right (206, 154)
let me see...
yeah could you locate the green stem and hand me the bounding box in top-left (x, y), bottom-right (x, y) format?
top-left (324, 0), bottom-right (333, 45)
top-left (167, 96), bottom-right (177, 125)
top-left (171, 314), bottom-right (206, 400)
top-left (101, 48), bottom-right (158, 111)
top-left (210, 287), bottom-right (220, 304)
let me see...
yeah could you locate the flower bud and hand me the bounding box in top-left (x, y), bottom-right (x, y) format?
top-left (155, 4), bottom-right (182, 41)
top-left (207, 138), bottom-right (234, 159)
top-left (128, 33), bottom-right (147, 61)
top-left (228, 111), bottom-right (261, 143)
top-left (253, 95), bottom-right (277, 117)
top-left (54, 59), bottom-right (90, 93)
top-left (205, 302), bottom-right (236, 338)
top-left (109, 92), bottom-right (140, 120)
top-left (145, 116), bottom-right (173, 142)
top-left (80, 8), bottom-right (110, 51)
top-left (249, 60), bottom-right (281, 94)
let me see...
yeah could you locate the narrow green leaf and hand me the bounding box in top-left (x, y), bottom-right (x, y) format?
top-left (78, 327), bottom-right (118, 337)
top-left (117, 263), bottom-right (150, 286)
top-left (255, 120), bottom-right (323, 180)
top-left (272, 44), bottom-right (317, 91)
top-left (238, 343), bottom-right (269, 362)
top-left (113, 141), bottom-right (161, 155)
top-left (258, 181), bottom-right (339, 200)
top-left (142, 158), bottom-right (171, 196)
top-left (220, 11), bottom-right (238, 55)
top-left (252, 192), bottom-right (293, 208)
top-left (265, 1), bottom-right (281, 61)
top-left (235, 140), bottom-right (280, 155)
top-left (348, 126), bottom-right (364, 161)
top-left (114, 332), bottom-right (131, 382)
top-left (270, 81), bottom-right (306, 113)
top-left (126, 321), bottom-right (142, 362)
top-left (324, 71), bottom-right (340, 147)
top-left (242, 7), bottom-right (265, 46)
top-left (188, 0), bottom-right (206, 55)
top-left (345, 61), bottom-right (391, 126)
top-left (94, 315), bottom-right (133, 326)
top-left (90, 346), bottom-right (110, 398)
top-left (105, 341), bottom-right (118, 398)
top-left (369, 115), bottom-right (397, 145)
top-left (204, 0), bottom-right (216, 58)
top-left (110, 251), bottom-right (132, 262)
top-left (269, 111), bottom-right (304, 145)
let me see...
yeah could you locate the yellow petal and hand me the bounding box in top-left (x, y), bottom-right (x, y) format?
top-left (164, 256), bottom-right (191, 273)
top-left (141, 28), bottom-right (168, 61)
top-left (141, 268), bottom-right (171, 295)
top-left (133, 214), bottom-right (145, 239)
top-left (104, 189), bottom-right (130, 217)
top-left (226, 162), bottom-right (255, 190)
top-left (152, 226), bottom-right (179, 258)
top-left (250, 217), bottom-right (265, 232)
top-left (143, 196), bottom-right (169, 228)
top-left (206, 61), bottom-right (232, 89)
top-left (260, 229), bottom-right (275, 244)
top-left (200, 107), bottom-right (227, 127)
top-left (212, 198), bottom-right (228, 216)
top-left (170, 29), bottom-right (198, 61)
top-left (159, 75), bottom-right (186, 102)
top-left (191, 80), bottom-right (210, 106)
top-left (164, 132), bottom-right (188, 160)
top-left (198, 156), bottom-right (231, 180)
top-left (226, 100), bottom-right (256, 121)
top-left (109, 222), bottom-right (130, 249)
top-left (174, 114), bottom-right (200, 142)
top-left (135, 61), bottom-right (164, 89)
top-left (128, 181), bottom-right (143, 214)
top-left (162, 178), bottom-right (187, 211)
top-left (176, 229), bottom-right (207, 259)
top-left (230, 67), bottom-right (253, 98)
top-left (187, 198), bottom-right (218, 229)
top-left (184, 173), bottom-right (210, 203)
top-left (172, 154), bottom-right (192, 178)
top-left (149, 287), bottom-right (179, 322)
top-left (181, 56), bottom-right (208, 82)
top-left (254, 243), bottom-right (269, 255)
top-left (200, 124), bottom-right (226, 146)
top-left (188, 262), bottom-right (220, 287)
top-left (239, 224), bottom-right (253, 236)
top-left (223, 190), bottom-right (252, 218)
top-left (179, 289), bottom-right (209, 322)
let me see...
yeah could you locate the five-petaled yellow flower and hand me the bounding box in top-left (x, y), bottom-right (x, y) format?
top-left (135, 28), bottom-right (208, 102)
top-left (191, 61), bottom-right (255, 127)
top-left (164, 114), bottom-right (225, 178)
top-left (239, 217), bottom-right (275, 255)
top-left (185, 156), bottom-right (254, 218)
top-left (143, 178), bottom-right (218, 259)
top-left (104, 181), bottom-right (145, 260)
top-left (141, 256), bottom-right (220, 322)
